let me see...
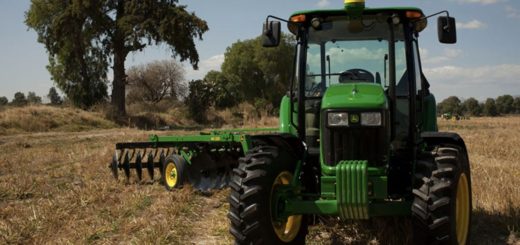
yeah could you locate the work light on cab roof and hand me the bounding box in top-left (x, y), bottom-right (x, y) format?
top-left (344, 0), bottom-right (365, 13)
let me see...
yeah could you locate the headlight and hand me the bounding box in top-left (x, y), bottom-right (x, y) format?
top-left (361, 112), bottom-right (382, 126)
top-left (328, 112), bottom-right (349, 126)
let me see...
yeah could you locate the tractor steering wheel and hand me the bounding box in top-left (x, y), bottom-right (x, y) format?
top-left (307, 82), bottom-right (324, 96)
top-left (338, 69), bottom-right (374, 83)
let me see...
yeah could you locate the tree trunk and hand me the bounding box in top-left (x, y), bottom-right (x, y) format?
top-left (111, 47), bottom-right (126, 116)
top-left (111, 0), bottom-right (127, 116)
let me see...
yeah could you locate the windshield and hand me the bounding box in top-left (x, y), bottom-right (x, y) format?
top-left (303, 15), bottom-right (406, 97)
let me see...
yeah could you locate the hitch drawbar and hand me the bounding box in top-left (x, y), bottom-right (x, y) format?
top-left (110, 128), bottom-right (276, 191)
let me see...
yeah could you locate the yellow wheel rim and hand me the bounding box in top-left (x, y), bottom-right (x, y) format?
top-left (455, 173), bottom-right (470, 244)
top-left (165, 162), bottom-right (178, 188)
top-left (270, 171), bottom-right (302, 242)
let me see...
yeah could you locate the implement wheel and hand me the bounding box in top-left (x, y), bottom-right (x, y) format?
top-left (228, 146), bottom-right (308, 244)
top-left (412, 145), bottom-right (472, 244)
top-left (162, 155), bottom-right (186, 190)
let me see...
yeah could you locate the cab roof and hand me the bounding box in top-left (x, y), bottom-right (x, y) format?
top-left (291, 7), bottom-right (424, 17)
top-left (290, 7), bottom-right (427, 32)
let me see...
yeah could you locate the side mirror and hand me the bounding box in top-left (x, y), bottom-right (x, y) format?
top-left (263, 21), bottom-right (281, 47)
top-left (437, 16), bottom-right (457, 44)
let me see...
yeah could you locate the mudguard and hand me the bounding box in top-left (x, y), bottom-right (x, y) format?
top-left (251, 133), bottom-right (306, 160)
top-left (421, 131), bottom-right (468, 153)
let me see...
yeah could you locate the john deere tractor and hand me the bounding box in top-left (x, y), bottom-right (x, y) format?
top-left (227, 1), bottom-right (471, 244)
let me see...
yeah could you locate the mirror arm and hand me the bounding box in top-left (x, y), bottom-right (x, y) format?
top-left (265, 15), bottom-right (301, 31)
top-left (265, 15), bottom-right (290, 25)
top-left (416, 10), bottom-right (451, 29)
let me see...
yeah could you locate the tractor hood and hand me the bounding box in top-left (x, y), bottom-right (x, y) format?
top-left (321, 83), bottom-right (387, 110)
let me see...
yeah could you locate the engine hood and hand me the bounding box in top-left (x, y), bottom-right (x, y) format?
top-left (321, 83), bottom-right (387, 110)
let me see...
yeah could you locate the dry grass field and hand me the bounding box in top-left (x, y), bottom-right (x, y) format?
top-left (0, 112), bottom-right (519, 244)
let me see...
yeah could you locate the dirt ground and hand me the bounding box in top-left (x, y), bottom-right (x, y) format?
top-left (0, 117), bottom-right (519, 244)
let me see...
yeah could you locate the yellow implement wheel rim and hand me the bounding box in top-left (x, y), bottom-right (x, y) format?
top-left (455, 173), bottom-right (470, 244)
top-left (270, 171), bottom-right (302, 242)
top-left (165, 162), bottom-right (178, 188)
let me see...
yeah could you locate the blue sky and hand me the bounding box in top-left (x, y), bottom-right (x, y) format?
top-left (0, 0), bottom-right (519, 101)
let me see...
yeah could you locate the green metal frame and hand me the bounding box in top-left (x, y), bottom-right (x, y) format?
top-left (278, 160), bottom-right (411, 220)
top-left (149, 128), bottom-right (278, 164)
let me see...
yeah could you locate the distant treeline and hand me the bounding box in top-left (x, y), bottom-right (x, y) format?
top-left (0, 88), bottom-right (62, 107)
top-left (437, 95), bottom-right (520, 117)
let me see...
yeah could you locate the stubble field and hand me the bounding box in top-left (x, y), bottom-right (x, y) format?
top-left (0, 116), bottom-right (519, 244)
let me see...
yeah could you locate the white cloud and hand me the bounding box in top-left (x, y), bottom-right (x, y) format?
top-left (424, 64), bottom-right (520, 84)
top-left (329, 47), bottom-right (387, 61)
top-left (419, 48), bottom-right (429, 58)
top-left (457, 20), bottom-right (486, 29)
top-left (306, 47), bottom-right (388, 73)
top-left (506, 6), bottom-right (520, 19)
top-left (422, 48), bottom-right (462, 65)
top-left (316, 0), bottom-right (330, 7)
top-left (184, 54), bottom-right (224, 81)
top-left (423, 64), bottom-right (520, 100)
top-left (457, 0), bottom-right (503, 5)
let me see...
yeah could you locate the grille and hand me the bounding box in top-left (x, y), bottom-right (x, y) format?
top-left (323, 124), bottom-right (386, 166)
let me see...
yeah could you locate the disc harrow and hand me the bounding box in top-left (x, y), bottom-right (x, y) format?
top-left (111, 143), bottom-right (173, 183)
top-left (110, 129), bottom-right (277, 191)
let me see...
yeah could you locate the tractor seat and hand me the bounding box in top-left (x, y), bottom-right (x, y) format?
top-left (339, 69), bottom-right (374, 83)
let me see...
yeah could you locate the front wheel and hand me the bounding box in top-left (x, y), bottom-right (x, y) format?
top-left (228, 146), bottom-right (308, 244)
top-left (412, 145), bottom-right (472, 244)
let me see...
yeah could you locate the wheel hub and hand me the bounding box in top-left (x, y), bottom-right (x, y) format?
top-left (165, 163), bottom-right (178, 187)
top-left (270, 171), bottom-right (302, 242)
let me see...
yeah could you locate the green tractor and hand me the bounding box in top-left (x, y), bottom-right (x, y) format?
top-left (228, 0), bottom-right (471, 244)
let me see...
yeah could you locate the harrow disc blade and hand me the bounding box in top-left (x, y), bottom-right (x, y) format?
top-left (187, 157), bottom-right (218, 191)
top-left (146, 153), bottom-right (154, 181)
top-left (135, 153), bottom-right (143, 182)
top-left (197, 175), bottom-right (212, 191)
top-left (110, 153), bottom-right (119, 180)
top-left (158, 151), bottom-right (166, 181)
top-left (207, 170), bottom-right (221, 190)
top-left (123, 152), bottom-right (131, 181)
top-left (216, 170), bottom-right (231, 189)
top-left (187, 171), bottom-right (201, 189)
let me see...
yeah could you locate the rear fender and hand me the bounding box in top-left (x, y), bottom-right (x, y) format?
top-left (251, 133), bottom-right (306, 160)
top-left (421, 131), bottom-right (469, 156)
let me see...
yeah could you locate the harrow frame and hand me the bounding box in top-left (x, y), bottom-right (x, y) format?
top-left (111, 128), bottom-right (278, 190)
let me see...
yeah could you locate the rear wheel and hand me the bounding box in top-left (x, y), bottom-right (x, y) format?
top-left (412, 145), bottom-right (472, 244)
top-left (228, 146), bottom-right (308, 244)
top-left (162, 155), bottom-right (186, 190)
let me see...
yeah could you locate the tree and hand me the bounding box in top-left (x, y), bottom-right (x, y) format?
top-left (437, 96), bottom-right (462, 115)
top-left (185, 79), bottom-right (213, 123)
top-left (0, 96), bottom-right (8, 106)
top-left (11, 92), bottom-right (28, 106)
top-left (461, 97), bottom-right (481, 116)
top-left (220, 34), bottom-right (295, 110)
top-left (26, 0), bottom-right (208, 114)
top-left (27, 92), bottom-right (42, 104)
top-left (126, 60), bottom-right (186, 105)
top-left (47, 87), bottom-right (63, 105)
top-left (482, 98), bottom-right (498, 117)
top-left (203, 70), bottom-right (239, 109)
top-left (513, 96), bottom-right (520, 114)
top-left (495, 94), bottom-right (514, 114)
